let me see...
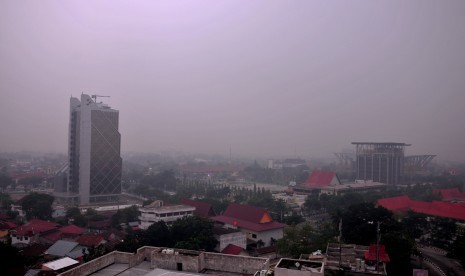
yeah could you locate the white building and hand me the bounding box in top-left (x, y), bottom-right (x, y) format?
top-left (138, 200), bottom-right (195, 229)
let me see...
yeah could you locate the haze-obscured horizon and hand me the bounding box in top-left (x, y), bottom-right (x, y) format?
top-left (1, 1), bottom-right (465, 162)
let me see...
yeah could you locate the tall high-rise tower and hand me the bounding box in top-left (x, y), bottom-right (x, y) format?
top-left (57, 94), bottom-right (122, 205)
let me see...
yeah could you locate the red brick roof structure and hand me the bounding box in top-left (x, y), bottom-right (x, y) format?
top-left (221, 244), bottom-right (244, 255)
top-left (212, 203), bottom-right (285, 232)
top-left (377, 196), bottom-right (465, 220)
top-left (59, 225), bottom-right (85, 235)
top-left (303, 171), bottom-right (340, 187)
top-left (181, 199), bottom-right (216, 218)
top-left (78, 235), bottom-right (104, 247)
top-left (13, 219), bottom-right (59, 236)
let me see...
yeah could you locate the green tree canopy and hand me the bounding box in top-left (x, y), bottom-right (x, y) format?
top-left (21, 192), bottom-right (54, 220)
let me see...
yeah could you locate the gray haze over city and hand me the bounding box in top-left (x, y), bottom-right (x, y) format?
top-left (1, 1), bottom-right (465, 162)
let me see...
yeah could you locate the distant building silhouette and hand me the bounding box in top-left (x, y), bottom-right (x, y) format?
top-left (352, 142), bottom-right (409, 185)
top-left (55, 94), bottom-right (122, 205)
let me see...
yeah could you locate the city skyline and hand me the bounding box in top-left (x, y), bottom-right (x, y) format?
top-left (1, 1), bottom-right (465, 162)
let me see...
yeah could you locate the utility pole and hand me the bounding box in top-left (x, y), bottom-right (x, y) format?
top-left (376, 221), bottom-right (380, 272)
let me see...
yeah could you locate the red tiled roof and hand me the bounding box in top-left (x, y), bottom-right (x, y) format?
top-left (181, 199), bottom-right (216, 218)
top-left (303, 171), bottom-right (338, 187)
top-left (433, 188), bottom-right (465, 201)
top-left (377, 196), bottom-right (465, 221)
top-left (59, 225), bottom-right (85, 235)
top-left (0, 212), bottom-right (10, 220)
top-left (0, 220), bottom-right (17, 230)
top-left (212, 203), bottom-right (285, 232)
top-left (13, 219), bottom-right (59, 236)
top-left (377, 196), bottom-right (411, 212)
top-left (221, 244), bottom-right (244, 255)
top-left (78, 235), bottom-right (104, 247)
top-left (41, 231), bottom-right (62, 242)
top-left (365, 244), bottom-right (390, 262)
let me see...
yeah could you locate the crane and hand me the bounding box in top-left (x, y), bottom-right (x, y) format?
top-left (91, 94), bottom-right (110, 103)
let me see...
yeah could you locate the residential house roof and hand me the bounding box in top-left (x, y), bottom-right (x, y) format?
top-left (221, 244), bottom-right (244, 255)
top-left (377, 196), bottom-right (465, 221)
top-left (59, 225), bottom-right (85, 235)
top-left (181, 198), bottom-right (216, 218)
top-left (42, 257), bottom-right (79, 271)
top-left (303, 171), bottom-right (339, 187)
top-left (41, 230), bottom-right (63, 243)
top-left (212, 203), bottom-right (285, 232)
top-left (0, 220), bottom-right (17, 230)
top-left (13, 219), bottom-right (59, 236)
top-left (78, 234), bottom-right (104, 247)
top-left (45, 240), bottom-right (79, 257)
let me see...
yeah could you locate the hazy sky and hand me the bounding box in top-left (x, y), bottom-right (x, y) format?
top-left (1, 1), bottom-right (465, 161)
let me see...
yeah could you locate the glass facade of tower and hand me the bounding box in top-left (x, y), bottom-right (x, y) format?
top-left (89, 109), bottom-right (122, 200)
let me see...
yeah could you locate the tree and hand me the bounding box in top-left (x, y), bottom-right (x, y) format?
top-left (21, 192), bottom-right (54, 220)
top-left (170, 216), bottom-right (217, 251)
top-left (277, 224), bottom-right (321, 258)
top-left (0, 174), bottom-right (12, 190)
top-left (449, 233), bottom-right (465, 266)
top-left (0, 192), bottom-right (12, 210)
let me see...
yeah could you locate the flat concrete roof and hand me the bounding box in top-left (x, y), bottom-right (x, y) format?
top-left (90, 262), bottom-right (206, 276)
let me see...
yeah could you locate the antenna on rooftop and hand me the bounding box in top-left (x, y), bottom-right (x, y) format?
top-left (91, 94), bottom-right (110, 103)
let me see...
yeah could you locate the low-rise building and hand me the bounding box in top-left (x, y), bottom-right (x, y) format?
top-left (212, 203), bottom-right (285, 248)
top-left (139, 200), bottom-right (195, 229)
top-left (213, 227), bottom-right (247, 252)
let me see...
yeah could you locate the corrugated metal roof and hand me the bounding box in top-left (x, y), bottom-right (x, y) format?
top-left (43, 257), bottom-right (79, 271)
top-left (45, 240), bottom-right (79, 257)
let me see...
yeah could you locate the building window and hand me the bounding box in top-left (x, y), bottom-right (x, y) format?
top-left (252, 234), bottom-right (257, 238)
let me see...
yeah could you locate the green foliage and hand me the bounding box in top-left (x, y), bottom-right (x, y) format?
top-left (171, 216), bottom-right (217, 251)
top-left (83, 244), bottom-right (107, 262)
top-left (18, 176), bottom-right (43, 187)
top-left (338, 203), bottom-right (414, 275)
top-left (277, 223), bottom-right (329, 258)
top-left (21, 192), bottom-right (54, 220)
top-left (111, 205), bottom-right (140, 228)
top-left (0, 174), bottom-right (12, 190)
top-left (449, 233), bottom-right (465, 266)
top-left (0, 242), bottom-right (26, 276)
top-left (140, 170), bottom-right (176, 191)
top-left (116, 216), bottom-right (217, 253)
top-left (0, 192), bottom-right (12, 210)
top-left (66, 207), bottom-right (87, 227)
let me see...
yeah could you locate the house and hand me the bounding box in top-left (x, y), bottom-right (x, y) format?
top-left (293, 171), bottom-right (341, 195)
top-left (213, 227), bottom-right (247, 252)
top-left (45, 240), bottom-right (81, 258)
top-left (211, 203), bottom-right (285, 247)
top-left (377, 195), bottom-right (465, 221)
top-left (10, 219), bottom-right (59, 246)
top-left (59, 224), bottom-right (86, 240)
top-left (139, 200), bottom-right (195, 229)
top-left (41, 257), bottom-right (79, 274)
top-left (78, 234), bottom-right (105, 247)
top-left (181, 198), bottom-right (216, 218)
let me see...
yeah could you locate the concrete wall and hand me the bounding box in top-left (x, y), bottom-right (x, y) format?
top-left (151, 251), bottom-right (200, 272)
top-left (204, 252), bottom-right (269, 275)
top-left (59, 251), bottom-right (117, 276)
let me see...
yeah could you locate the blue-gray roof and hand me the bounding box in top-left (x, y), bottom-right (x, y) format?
top-left (46, 240), bottom-right (79, 257)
